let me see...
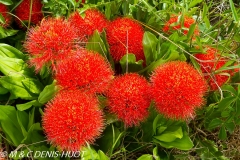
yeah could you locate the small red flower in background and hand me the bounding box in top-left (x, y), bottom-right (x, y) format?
top-left (0, 3), bottom-right (11, 28)
top-left (195, 47), bottom-right (233, 90)
top-left (24, 18), bottom-right (79, 71)
top-left (150, 61), bottom-right (208, 120)
top-left (106, 73), bottom-right (151, 127)
top-left (106, 17), bottom-right (145, 62)
top-left (55, 49), bottom-right (114, 94)
top-left (68, 9), bottom-right (108, 39)
top-left (43, 89), bottom-right (104, 151)
top-left (163, 15), bottom-right (199, 36)
top-left (15, 0), bottom-right (43, 28)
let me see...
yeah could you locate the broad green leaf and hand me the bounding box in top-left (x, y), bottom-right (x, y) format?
top-left (22, 78), bottom-right (44, 95)
top-left (137, 154), bottom-right (153, 160)
top-left (218, 127), bottom-right (227, 140)
top-left (16, 111), bottom-right (28, 136)
top-left (229, 0), bottom-right (239, 22)
top-left (208, 118), bottom-right (222, 130)
top-left (81, 147), bottom-right (99, 159)
top-left (98, 150), bottom-right (109, 160)
top-left (155, 131), bottom-right (193, 150)
top-left (0, 105), bottom-right (24, 146)
top-left (16, 100), bottom-right (42, 111)
top-left (38, 80), bottom-right (59, 104)
top-left (218, 97), bottom-right (236, 111)
top-left (86, 30), bottom-right (108, 58)
top-left (0, 57), bottom-right (27, 75)
top-left (0, 75), bottom-right (34, 100)
top-left (0, 0), bottom-right (13, 5)
top-left (156, 126), bottom-right (167, 135)
top-left (154, 127), bottom-right (183, 142)
top-left (143, 31), bottom-right (158, 66)
top-left (0, 43), bottom-right (25, 59)
top-left (225, 122), bottom-right (235, 134)
top-left (120, 54), bottom-right (143, 73)
top-left (153, 147), bottom-right (160, 160)
top-left (0, 13), bottom-right (5, 24)
top-left (21, 123), bottom-right (45, 144)
top-left (189, 0), bottom-right (203, 8)
top-left (187, 23), bottom-right (197, 39)
top-left (221, 85), bottom-right (237, 96)
top-left (0, 86), bottom-right (8, 94)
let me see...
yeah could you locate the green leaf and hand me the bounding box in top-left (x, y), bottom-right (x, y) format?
top-left (0, 43), bottom-right (24, 59)
top-left (38, 80), bottom-right (59, 104)
top-left (0, 75), bottom-right (35, 100)
top-left (81, 147), bottom-right (99, 159)
top-left (0, 13), bottom-right (5, 24)
top-left (143, 31), bottom-right (158, 66)
top-left (218, 127), bottom-right (227, 140)
top-left (221, 85), bottom-right (237, 96)
top-left (22, 123), bottom-right (45, 144)
top-left (0, 57), bottom-right (27, 75)
top-left (0, 105), bottom-right (24, 146)
top-left (0, 86), bottom-right (8, 94)
top-left (187, 23), bottom-right (197, 39)
top-left (137, 154), bottom-right (153, 160)
top-left (208, 118), bottom-right (222, 130)
top-left (16, 100), bottom-right (42, 111)
top-left (189, 0), bottom-right (203, 8)
top-left (154, 127), bottom-right (183, 142)
top-left (154, 131), bottom-right (193, 150)
top-left (86, 30), bottom-right (108, 58)
top-left (225, 122), bottom-right (235, 134)
top-left (22, 78), bottom-right (44, 95)
top-left (120, 54), bottom-right (143, 73)
top-left (153, 147), bottom-right (160, 160)
top-left (229, 0), bottom-right (239, 22)
top-left (0, 0), bottom-right (13, 5)
top-left (16, 110), bottom-right (28, 137)
top-left (98, 150), bottom-right (109, 160)
top-left (218, 97), bottom-right (236, 111)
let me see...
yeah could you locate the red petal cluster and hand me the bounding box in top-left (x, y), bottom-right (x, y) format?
top-left (24, 18), bottom-right (79, 71)
top-left (69, 9), bottom-right (108, 39)
top-left (150, 61), bottom-right (208, 120)
top-left (195, 47), bottom-right (231, 90)
top-left (163, 15), bottom-right (199, 36)
top-left (0, 4), bottom-right (11, 28)
top-left (106, 73), bottom-right (151, 127)
top-left (43, 89), bottom-right (104, 151)
top-left (106, 17), bottom-right (145, 61)
top-left (55, 49), bottom-right (114, 94)
top-left (15, 0), bottom-right (43, 28)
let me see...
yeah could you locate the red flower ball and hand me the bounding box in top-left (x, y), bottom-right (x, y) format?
top-left (15, 0), bottom-right (43, 28)
top-left (106, 73), bottom-right (151, 127)
top-left (195, 47), bottom-right (231, 90)
top-left (69, 9), bottom-right (108, 39)
top-left (0, 3), bottom-right (11, 28)
top-left (150, 61), bottom-right (208, 120)
top-left (55, 49), bottom-right (114, 94)
top-left (163, 15), bottom-right (199, 36)
top-left (24, 18), bottom-right (79, 71)
top-left (106, 17), bottom-right (145, 61)
top-left (43, 89), bottom-right (104, 151)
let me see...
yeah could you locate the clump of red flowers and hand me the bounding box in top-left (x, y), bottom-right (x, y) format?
top-left (163, 15), bottom-right (199, 36)
top-left (195, 47), bottom-right (233, 90)
top-left (106, 17), bottom-right (145, 62)
top-left (69, 9), bottom-right (108, 40)
top-left (0, 3), bottom-right (11, 28)
top-left (43, 89), bottom-right (104, 151)
top-left (24, 18), bottom-right (79, 71)
top-left (55, 49), bottom-right (114, 94)
top-left (106, 73), bottom-right (151, 127)
top-left (150, 61), bottom-right (208, 120)
top-left (15, 0), bottom-right (43, 28)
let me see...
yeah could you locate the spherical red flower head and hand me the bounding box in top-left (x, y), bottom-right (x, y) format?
top-left (24, 18), bottom-right (79, 71)
top-left (106, 17), bottom-right (145, 61)
top-left (163, 15), bottom-right (199, 36)
top-left (195, 47), bottom-right (231, 90)
top-left (106, 73), bottom-right (151, 127)
top-left (15, 0), bottom-right (43, 28)
top-left (0, 3), bottom-right (11, 28)
top-left (150, 61), bottom-right (208, 120)
top-left (69, 9), bottom-right (108, 39)
top-left (55, 49), bottom-right (114, 94)
top-left (43, 89), bottom-right (104, 151)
